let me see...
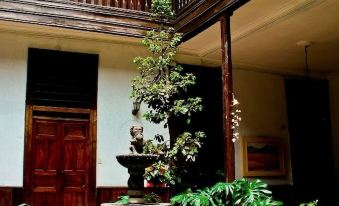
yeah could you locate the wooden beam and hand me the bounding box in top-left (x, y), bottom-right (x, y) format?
top-left (0, 0), bottom-right (156, 38)
top-left (0, 0), bottom-right (248, 40)
top-left (220, 15), bottom-right (235, 182)
top-left (177, 0), bottom-right (249, 42)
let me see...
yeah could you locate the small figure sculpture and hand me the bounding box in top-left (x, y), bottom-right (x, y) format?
top-left (129, 125), bottom-right (144, 154)
top-left (116, 125), bottom-right (159, 204)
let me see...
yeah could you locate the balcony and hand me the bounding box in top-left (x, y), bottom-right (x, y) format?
top-left (65, 0), bottom-right (153, 12)
top-left (0, 0), bottom-right (247, 39)
top-left (58, 0), bottom-right (195, 13)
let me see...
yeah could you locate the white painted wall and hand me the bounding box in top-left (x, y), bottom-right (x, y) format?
top-left (0, 24), bottom-right (293, 187)
top-left (0, 31), bottom-right (169, 187)
top-left (97, 44), bottom-right (170, 186)
top-left (233, 69), bottom-right (293, 185)
top-left (0, 36), bottom-right (27, 187)
top-left (329, 78), bottom-right (339, 183)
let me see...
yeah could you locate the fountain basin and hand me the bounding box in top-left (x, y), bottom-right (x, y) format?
top-left (116, 154), bottom-right (158, 169)
top-left (116, 154), bottom-right (159, 204)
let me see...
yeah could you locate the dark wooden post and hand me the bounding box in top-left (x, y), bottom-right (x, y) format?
top-left (220, 15), bottom-right (235, 182)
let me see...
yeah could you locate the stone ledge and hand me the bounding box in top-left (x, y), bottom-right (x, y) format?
top-left (101, 203), bottom-right (170, 206)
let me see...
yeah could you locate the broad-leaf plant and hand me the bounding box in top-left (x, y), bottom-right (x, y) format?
top-left (170, 179), bottom-right (283, 206)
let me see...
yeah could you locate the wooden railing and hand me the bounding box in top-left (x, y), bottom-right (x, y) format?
top-left (69, 0), bottom-right (152, 12)
top-left (174, 0), bottom-right (197, 14)
top-left (68, 0), bottom-right (199, 13)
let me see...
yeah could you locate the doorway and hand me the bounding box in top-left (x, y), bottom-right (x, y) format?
top-left (168, 65), bottom-right (224, 190)
top-left (24, 48), bottom-right (98, 206)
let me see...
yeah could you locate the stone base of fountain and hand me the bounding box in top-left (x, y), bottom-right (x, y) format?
top-left (107, 126), bottom-right (169, 206)
top-left (115, 154), bottom-right (159, 204)
top-left (127, 190), bottom-right (144, 204)
top-left (101, 203), bottom-right (170, 206)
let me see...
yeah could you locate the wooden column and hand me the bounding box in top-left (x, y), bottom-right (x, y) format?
top-left (220, 15), bottom-right (235, 182)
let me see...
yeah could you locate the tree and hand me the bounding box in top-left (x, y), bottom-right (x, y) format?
top-left (131, 0), bottom-right (205, 187)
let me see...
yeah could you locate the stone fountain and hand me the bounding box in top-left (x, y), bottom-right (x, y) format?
top-left (114, 125), bottom-right (158, 204)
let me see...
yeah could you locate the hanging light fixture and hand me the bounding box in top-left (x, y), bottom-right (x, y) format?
top-left (132, 100), bottom-right (141, 115)
top-left (297, 40), bottom-right (314, 78)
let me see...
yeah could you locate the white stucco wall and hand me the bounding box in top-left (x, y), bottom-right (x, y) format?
top-left (97, 43), bottom-right (170, 186)
top-left (0, 24), bottom-right (293, 187)
top-left (0, 31), bottom-right (169, 187)
top-left (0, 37), bottom-right (27, 187)
top-left (233, 69), bottom-right (293, 185)
top-left (329, 78), bottom-right (339, 183)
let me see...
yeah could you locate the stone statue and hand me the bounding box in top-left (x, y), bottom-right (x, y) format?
top-left (129, 125), bottom-right (144, 154)
top-left (116, 125), bottom-right (159, 204)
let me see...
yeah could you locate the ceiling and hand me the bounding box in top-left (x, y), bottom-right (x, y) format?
top-left (179, 0), bottom-right (339, 78)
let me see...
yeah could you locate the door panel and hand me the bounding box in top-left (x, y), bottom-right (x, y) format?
top-left (62, 122), bottom-right (89, 206)
top-left (28, 117), bottom-right (92, 206)
top-left (33, 193), bottom-right (58, 206)
top-left (31, 120), bottom-right (60, 206)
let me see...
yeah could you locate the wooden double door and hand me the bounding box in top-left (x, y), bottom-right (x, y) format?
top-left (24, 106), bottom-right (96, 206)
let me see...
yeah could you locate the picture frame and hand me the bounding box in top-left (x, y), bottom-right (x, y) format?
top-left (242, 136), bottom-right (286, 177)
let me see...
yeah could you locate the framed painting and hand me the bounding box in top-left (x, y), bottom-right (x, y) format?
top-left (242, 136), bottom-right (286, 177)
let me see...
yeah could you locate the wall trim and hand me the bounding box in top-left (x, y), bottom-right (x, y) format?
top-left (0, 20), bottom-right (143, 46)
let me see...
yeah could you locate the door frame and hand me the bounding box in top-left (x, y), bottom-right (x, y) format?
top-left (23, 105), bottom-right (97, 206)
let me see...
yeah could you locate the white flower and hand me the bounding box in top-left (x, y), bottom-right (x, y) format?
top-left (231, 95), bottom-right (241, 142)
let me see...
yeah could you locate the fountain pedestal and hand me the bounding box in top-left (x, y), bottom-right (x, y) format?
top-left (116, 154), bottom-right (158, 204)
top-left (127, 167), bottom-right (145, 203)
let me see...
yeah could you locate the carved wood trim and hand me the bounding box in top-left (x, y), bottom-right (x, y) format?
top-left (3, 0), bottom-right (152, 17)
top-left (90, 109), bottom-right (97, 206)
top-left (0, 0), bottom-right (248, 40)
top-left (32, 106), bottom-right (91, 114)
top-left (0, 0), bottom-right (157, 37)
top-left (23, 105), bottom-right (33, 204)
top-left (175, 0), bottom-right (200, 15)
top-left (176, 0), bottom-right (249, 41)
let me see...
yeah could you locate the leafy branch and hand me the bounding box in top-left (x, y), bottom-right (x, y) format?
top-left (131, 0), bottom-right (205, 187)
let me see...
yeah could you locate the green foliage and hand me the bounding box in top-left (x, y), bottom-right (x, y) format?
top-left (151, 0), bottom-right (175, 20)
top-left (114, 193), bottom-right (163, 204)
top-left (167, 132), bottom-right (206, 162)
top-left (131, 0), bottom-right (202, 127)
top-left (114, 195), bottom-right (129, 204)
top-left (232, 179), bottom-right (281, 206)
top-left (131, 0), bottom-right (205, 187)
top-left (170, 179), bottom-right (283, 206)
top-left (144, 192), bottom-right (163, 203)
top-left (300, 200), bottom-right (318, 206)
top-left (143, 131), bottom-right (206, 186)
top-left (171, 188), bottom-right (214, 206)
top-left (144, 160), bottom-right (175, 185)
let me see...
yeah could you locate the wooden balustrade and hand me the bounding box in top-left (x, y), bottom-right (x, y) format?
top-left (69, 0), bottom-right (152, 12)
top-left (68, 0), bottom-right (199, 13)
top-left (175, 0), bottom-right (197, 13)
